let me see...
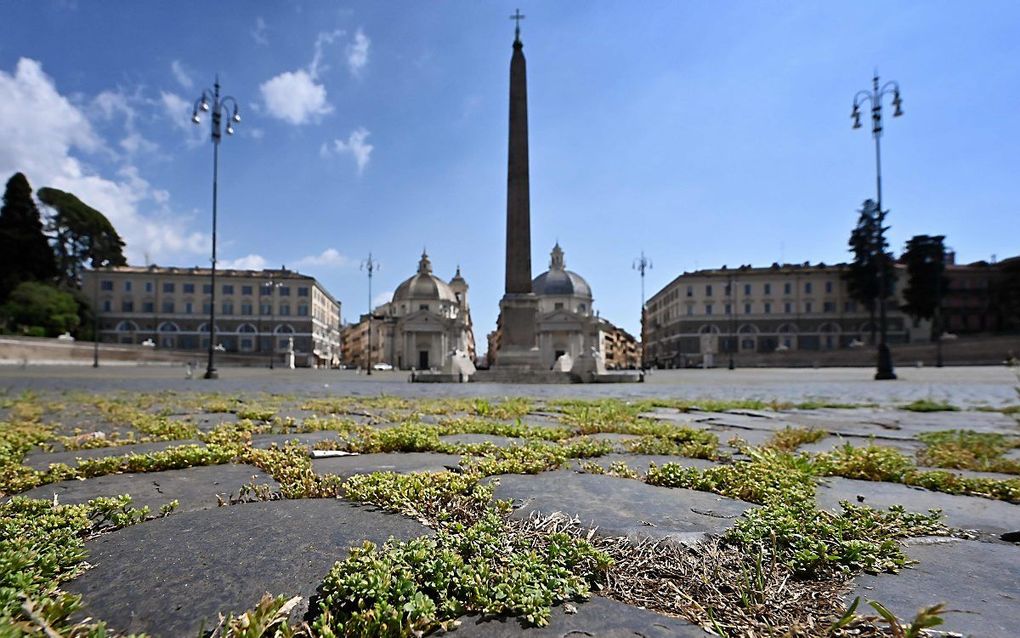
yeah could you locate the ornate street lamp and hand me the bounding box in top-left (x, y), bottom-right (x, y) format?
top-left (191, 76), bottom-right (240, 380)
top-left (361, 253), bottom-right (380, 375)
top-left (632, 251), bottom-right (652, 371)
top-left (851, 73), bottom-right (903, 381)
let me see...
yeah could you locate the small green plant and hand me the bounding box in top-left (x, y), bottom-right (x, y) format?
top-left (901, 399), bottom-right (959, 412)
top-left (766, 426), bottom-right (826, 452)
top-left (917, 429), bottom-right (1020, 474)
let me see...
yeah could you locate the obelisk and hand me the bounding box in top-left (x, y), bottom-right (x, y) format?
top-left (495, 11), bottom-right (541, 369)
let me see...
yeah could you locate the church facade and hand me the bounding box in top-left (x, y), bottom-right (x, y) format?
top-left (341, 252), bottom-right (475, 371)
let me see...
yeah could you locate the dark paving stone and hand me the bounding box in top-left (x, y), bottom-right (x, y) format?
top-left (572, 454), bottom-right (718, 475)
top-left (816, 477), bottom-right (1020, 538)
top-left (23, 440), bottom-right (205, 471)
top-left (439, 433), bottom-right (523, 448)
top-left (849, 537), bottom-right (1020, 638)
top-left (800, 434), bottom-right (923, 456)
top-left (490, 471), bottom-right (755, 545)
top-left (580, 432), bottom-right (643, 452)
top-left (251, 431), bottom-right (340, 449)
top-left (449, 595), bottom-right (709, 637)
top-left (706, 426), bottom-right (775, 448)
top-left (311, 452), bottom-right (462, 477)
top-left (68, 499), bottom-right (430, 637)
top-left (17, 464), bottom-right (275, 514)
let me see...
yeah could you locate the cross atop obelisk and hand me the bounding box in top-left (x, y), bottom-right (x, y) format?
top-left (510, 9), bottom-right (525, 42)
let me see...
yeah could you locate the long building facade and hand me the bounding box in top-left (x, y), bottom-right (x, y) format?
top-left (643, 262), bottom-right (922, 368)
top-left (83, 266), bottom-right (341, 367)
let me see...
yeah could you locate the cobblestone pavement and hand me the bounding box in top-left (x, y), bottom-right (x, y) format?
top-left (3, 367), bottom-right (1018, 637)
top-left (2, 364), bottom-right (1017, 407)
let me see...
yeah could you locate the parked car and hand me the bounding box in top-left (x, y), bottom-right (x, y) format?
top-left (372, 362), bottom-right (394, 371)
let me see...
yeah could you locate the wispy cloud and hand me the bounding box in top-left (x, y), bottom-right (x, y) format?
top-left (294, 247), bottom-right (355, 269)
top-left (346, 29), bottom-right (370, 77)
top-left (251, 16), bottom-right (268, 46)
top-left (220, 254), bottom-right (268, 270)
top-left (170, 60), bottom-right (193, 90)
top-left (319, 128), bottom-right (373, 175)
top-left (310, 29), bottom-right (344, 79)
top-left (160, 90), bottom-right (206, 147)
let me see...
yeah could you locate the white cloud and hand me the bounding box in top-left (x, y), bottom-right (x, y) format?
top-left (294, 248), bottom-right (354, 269)
top-left (247, 127), bottom-right (264, 140)
top-left (119, 132), bottom-right (158, 155)
top-left (251, 16), bottom-right (268, 46)
top-left (170, 60), bottom-right (193, 90)
top-left (259, 70), bottom-right (332, 125)
top-left (310, 30), bottom-right (344, 79)
top-left (160, 90), bottom-right (205, 146)
top-left (220, 254), bottom-right (268, 270)
top-left (0, 58), bottom-right (208, 264)
top-left (320, 128), bottom-right (373, 174)
top-left (346, 29), bottom-right (370, 77)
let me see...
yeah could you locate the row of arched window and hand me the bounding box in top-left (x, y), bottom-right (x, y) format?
top-left (697, 322), bottom-right (872, 335)
top-left (114, 321), bottom-right (297, 334)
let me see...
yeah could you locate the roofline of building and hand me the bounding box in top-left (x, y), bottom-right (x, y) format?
top-left (86, 264), bottom-right (341, 307)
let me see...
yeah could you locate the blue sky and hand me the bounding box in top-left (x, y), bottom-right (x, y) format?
top-left (1, 2), bottom-right (1018, 344)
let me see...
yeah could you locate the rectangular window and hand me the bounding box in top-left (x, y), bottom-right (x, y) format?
top-left (100, 280), bottom-right (113, 291)
top-left (705, 304), bottom-right (713, 315)
top-left (260, 303), bottom-right (272, 316)
top-left (823, 301), bottom-right (836, 313)
top-left (183, 283), bottom-right (195, 294)
top-left (744, 303), bottom-right (752, 314)
top-left (222, 284), bottom-right (234, 295)
top-left (784, 302), bottom-right (792, 313)
top-left (744, 283), bottom-right (752, 295)
top-left (705, 285), bottom-right (713, 296)
top-left (764, 283), bottom-right (771, 295)
top-left (241, 303), bottom-right (253, 316)
top-left (686, 285), bottom-right (693, 297)
top-left (764, 302), bottom-right (771, 314)
top-left (279, 304), bottom-right (290, 316)
top-left (554, 302), bottom-right (564, 310)
top-left (805, 282), bottom-right (813, 294)
top-left (163, 282), bottom-right (174, 293)
top-left (723, 284), bottom-right (731, 296)
top-left (686, 305), bottom-right (694, 316)
top-left (804, 302), bottom-right (813, 313)
top-left (279, 286), bottom-right (291, 296)
top-left (161, 301), bottom-right (174, 314)
top-left (298, 287), bottom-right (309, 297)
top-left (144, 281), bottom-right (153, 293)
top-left (121, 300), bottom-right (134, 312)
top-left (203, 284), bottom-right (212, 294)
top-left (844, 301), bottom-right (858, 312)
top-left (142, 301), bottom-right (155, 313)
top-left (783, 282), bottom-right (791, 295)
top-left (724, 303), bottom-right (731, 315)
top-left (102, 300), bottom-right (112, 312)
top-left (825, 281), bottom-right (833, 294)
top-left (241, 285), bottom-right (253, 296)
top-left (185, 302), bottom-right (193, 314)
top-left (297, 305), bottom-right (308, 317)
top-left (124, 280), bottom-right (132, 292)
top-left (202, 303), bottom-right (212, 314)
top-left (222, 302), bottom-right (234, 315)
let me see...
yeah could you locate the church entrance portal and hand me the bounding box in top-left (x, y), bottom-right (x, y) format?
top-left (419, 350), bottom-right (430, 370)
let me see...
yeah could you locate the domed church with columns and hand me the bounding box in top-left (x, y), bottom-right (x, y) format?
top-left (369, 251), bottom-right (475, 370)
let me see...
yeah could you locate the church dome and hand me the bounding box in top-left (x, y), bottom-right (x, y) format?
top-left (532, 243), bottom-right (592, 299)
top-left (393, 251), bottom-right (458, 303)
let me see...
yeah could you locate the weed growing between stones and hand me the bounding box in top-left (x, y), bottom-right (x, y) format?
top-left (815, 442), bottom-right (1020, 502)
top-left (916, 429), bottom-right (1020, 474)
top-left (0, 494), bottom-right (162, 635)
top-left (766, 426), bottom-right (827, 452)
top-left (900, 399), bottom-right (959, 413)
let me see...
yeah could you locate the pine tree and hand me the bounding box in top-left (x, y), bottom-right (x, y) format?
top-left (0, 173), bottom-right (58, 301)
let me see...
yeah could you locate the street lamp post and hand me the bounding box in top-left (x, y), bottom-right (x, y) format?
top-left (632, 251), bottom-right (652, 371)
top-left (92, 270), bottom-right (100, 367)
top-left (191, 76), bottom-right (240, 380)
top-left (852, 72), bottom-right (903, 381)
top-left (728, 274), bottom-right (736, 370)
top-left (361, 253), bottom-right (379, 375)
top-left (264, 277), bottom-right (282, 369)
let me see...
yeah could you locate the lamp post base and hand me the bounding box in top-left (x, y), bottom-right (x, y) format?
top-left (875, 344), bottom-right (897, 380)
top-left (203, 368), bottom-right (219, 380)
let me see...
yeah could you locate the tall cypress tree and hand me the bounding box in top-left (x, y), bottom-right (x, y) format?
top-left (0, 172), bottom-right (58, 301)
